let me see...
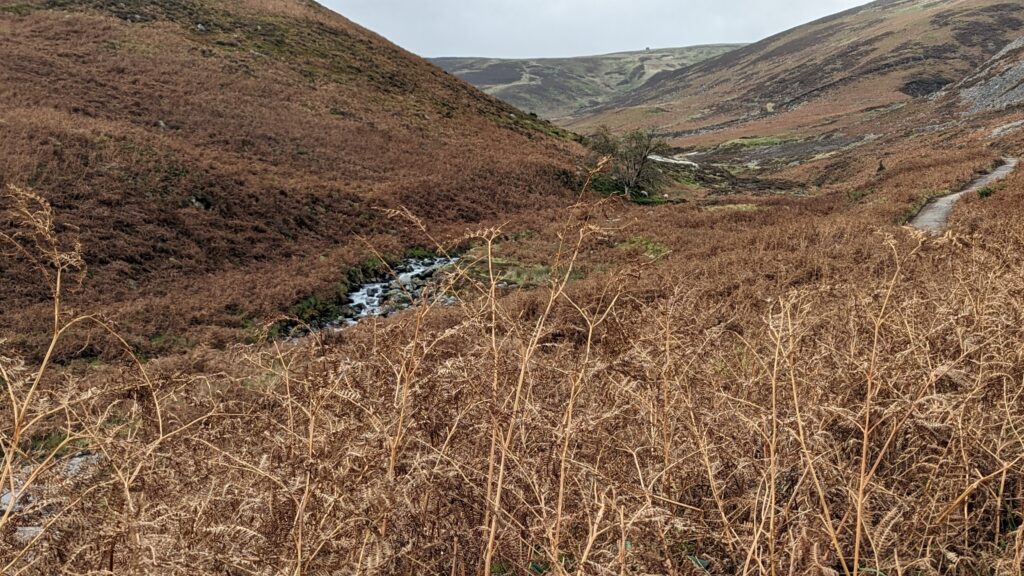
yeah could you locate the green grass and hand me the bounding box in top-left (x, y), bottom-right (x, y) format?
top-left (630, 194), bottom-right (671, 206)
top-left (618, 237), bottom-right (670, 259)
top-left (721, 135), bottom-right (797, 149)
top-left (404, 246), bottom-right (438, 260)
top-left (847, 189), bottom-right (872, 203)
top-left (591, 174), bottom-right (676, 205)
top-left (0, 3), bottom-right (34, 15)
top-left (590, 173), bottom-right (623, 196)
top-left (23, 431), bottom-right (89, 460)
top-left (670, 170), bottom-right (700, 187)
top-left (500, 263), bottom-right (554, 287)
top-left (490, 111), bottom-right (583, 142)
top-left (462, 244), bottom-right (584, 287)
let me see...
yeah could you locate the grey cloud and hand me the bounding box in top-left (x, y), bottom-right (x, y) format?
top-left (324, 0), bottom-right (871, 58)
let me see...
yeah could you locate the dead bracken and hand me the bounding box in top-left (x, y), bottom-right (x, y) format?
top-left (2, 0), bottom-right (1024, 574)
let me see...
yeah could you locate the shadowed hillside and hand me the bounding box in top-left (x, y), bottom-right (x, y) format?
top-left (432, 45), bottom-right (741, 120)
top-left (0, 0), bottom-right (580, 355)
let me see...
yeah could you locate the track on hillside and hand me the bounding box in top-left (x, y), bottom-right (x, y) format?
top-left (909, 157), bottom-right (1019, 233)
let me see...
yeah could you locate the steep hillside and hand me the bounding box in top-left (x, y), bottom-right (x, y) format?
top-left (954, 35), bottom-right (1024, 114)
top-left (572, 0), bottom-right (1024, 144)
top-left (432, 45), bottom-right (741, 120)
top-left (0, 0), bottom-right (579, 356)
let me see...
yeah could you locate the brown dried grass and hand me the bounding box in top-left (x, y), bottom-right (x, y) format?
top-left (3, 136), bottom-right (1024, 574)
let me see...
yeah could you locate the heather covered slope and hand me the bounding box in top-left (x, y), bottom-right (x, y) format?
top-left (431, 45), bottom-right (741, 120)
top-left (572, 0), bottom-right (1024, 143)
top-left (0, 0), bottom-right (580, 355)
top-left (6, 88), bottom-right (1024, 574)
top-left (7, 2), bottom-right (1024, 574)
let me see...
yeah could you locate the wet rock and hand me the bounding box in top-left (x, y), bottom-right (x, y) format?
top-left (335, 257), bottom-right (457, 327)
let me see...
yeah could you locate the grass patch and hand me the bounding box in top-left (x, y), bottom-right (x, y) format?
top-left (591, 174), bottom-right (672, 205)
top-left (618, 237), bottom-right (670, 259)
top-left (847, 189), bottom-right (872, 203)
top-left (22, 431), bottom-right (89, 460)
top-left (491, 112), bottom-right (583, 142)
top-left (630, 194), bottom-right (670, 206)
top-left (500, 263), bottom-right (554, 287)
top-left (404, 246), bottom-right (438, 260)
top-left (461, 242), bottom-right (584, 288)
top-left (721, 135), bottom-right (797, 149)
top-left (0, 3), bottom-right (34, 15)
top-left (591, 173), bottom-right (624, 196)
top-left (901, 189), bottom-right (948, 224)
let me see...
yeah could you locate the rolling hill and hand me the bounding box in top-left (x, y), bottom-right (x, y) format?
top-left (571, 0), bottom-right (1024, 144)
top-left (0, 0), bottom-right (580, 356)
top-left (432, 45), bottom-right (741, 120)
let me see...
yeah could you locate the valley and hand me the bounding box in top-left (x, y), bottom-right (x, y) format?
top-left (3, 0), bottom-right (1024, 574)
top-left (432, 45), bottom-right (741, 120)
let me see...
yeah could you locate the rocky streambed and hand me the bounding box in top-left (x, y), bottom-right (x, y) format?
top-left (325, 257), bottom-right (458, 330)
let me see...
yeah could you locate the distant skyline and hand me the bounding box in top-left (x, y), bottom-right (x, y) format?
top-left (325, 0), bottom-right (873, 59)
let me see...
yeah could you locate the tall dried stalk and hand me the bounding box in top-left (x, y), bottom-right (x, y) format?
top-left (4, 160), bottom-right (1024, 575)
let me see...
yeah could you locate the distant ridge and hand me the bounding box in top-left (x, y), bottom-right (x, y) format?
top-left (571, 0), bottom-right (1024, 142)
top-left (432, 45), bottom-right (742, 120)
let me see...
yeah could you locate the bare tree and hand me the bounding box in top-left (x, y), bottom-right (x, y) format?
top-left (586, 126), bottom-right (671, 199)
top-left (617, 129), bottom-right (671, 197)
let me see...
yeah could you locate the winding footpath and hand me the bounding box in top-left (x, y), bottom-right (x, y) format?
top-left (910, 157), bottom-right (1019, 233)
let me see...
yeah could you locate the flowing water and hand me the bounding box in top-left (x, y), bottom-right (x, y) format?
top-left (330, 257), bottom-right (457, 328)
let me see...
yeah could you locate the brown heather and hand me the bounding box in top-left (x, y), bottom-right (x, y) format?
top-left (3, 110), bottom-right (1024, 573)
top-left (3, 1), bottom-right (1024, 575)
top-left (0, 0), bottom-right (579, 357)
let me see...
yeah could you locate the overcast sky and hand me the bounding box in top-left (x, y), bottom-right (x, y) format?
top-left (324, 0), bottom-right (872, 59)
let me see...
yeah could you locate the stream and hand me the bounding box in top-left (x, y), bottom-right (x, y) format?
top-left (5, 261), bottom-right (459, 543)
top-left (326, 257), bottom-right (457, 330)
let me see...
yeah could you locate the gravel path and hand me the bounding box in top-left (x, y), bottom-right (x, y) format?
top-left (909, 157), bottom-right (1019, 233)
